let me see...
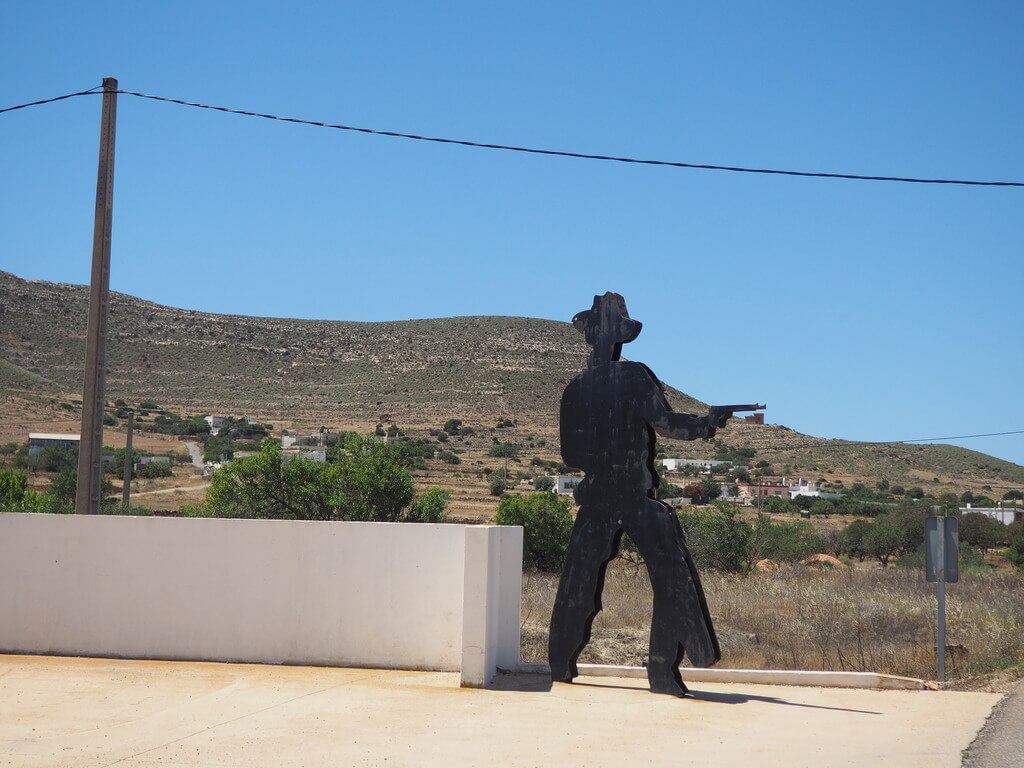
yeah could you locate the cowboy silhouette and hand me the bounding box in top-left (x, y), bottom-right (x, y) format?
top-left (549, 292), bottom-right (760, 696)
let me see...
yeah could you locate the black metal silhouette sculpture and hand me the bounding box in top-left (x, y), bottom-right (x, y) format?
top-left (549, 292), bottom-right (763, 696)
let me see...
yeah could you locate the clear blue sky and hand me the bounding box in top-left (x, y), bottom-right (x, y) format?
top-left (2, 2), bottom-right (1022, 465)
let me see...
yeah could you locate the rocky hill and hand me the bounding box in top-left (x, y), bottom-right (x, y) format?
top-left (2, 270), bottom-right (1022, 495)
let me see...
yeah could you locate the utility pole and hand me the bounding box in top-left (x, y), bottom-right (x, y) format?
top-left (121, 410), bottom-right (134, 508)
top-left (75, 77), bottom-right (118, 515)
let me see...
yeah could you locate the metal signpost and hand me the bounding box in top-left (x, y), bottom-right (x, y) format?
top-left (924, 515), bottom-right (959, 682)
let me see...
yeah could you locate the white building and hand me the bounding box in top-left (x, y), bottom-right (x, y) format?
top-left (281, 448), bottom-right (327, 465)
top-left (661, 458), bottom-right (727, 472)
top-left (787, 477), bottom-right (821, 499)
top-left (960, 504), bottom-right (1023, 526)
top-left (204, 416), bottom-right (226, 430)
top-left (27, 433), bottom-right (80, 457)
top-left (547, 475), bottom-right (581, 495)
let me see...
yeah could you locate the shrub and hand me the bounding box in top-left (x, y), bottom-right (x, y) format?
top-left (406, 488), bottom-right (451, 523)
top-left (204, 439), bottom-right (414, 522)
top-left (29, 444), bottom-right (78, 473)
top-left (487, 442), bottom-right (520, 459)
top-left (752, 515), bottom-right (823, 563)
top-left (496, 492), bottom-right (573, 571)
top-left (763, 495), bottom-right (797, 515)
top-left (677, 504), bottom-right (753, 573)
top-left (0, 469), bottom-right (41, 511)
top-left (442, 419), bottom-right (462, 435)
top-left (1008, 530), bottom-right (1024, 571)
top-left (810, 499), bottom-right (834, 517)
top-left (438, 449), bottom-right (461, 465)
top-left (489, 476), bottom-right (507, 496)
top-left (138, 461), bottom-right (173, 479)
top-left (533, 475), bottom-right (554, 492)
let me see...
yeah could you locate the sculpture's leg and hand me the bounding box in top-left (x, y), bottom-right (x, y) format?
top-left (629, 500), bottom-right (720, 696)
top-left (548, 510), bottom-right (620, 682)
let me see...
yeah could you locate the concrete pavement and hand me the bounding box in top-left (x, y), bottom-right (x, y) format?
top-left (0, 655), bottom-right (1003, 768)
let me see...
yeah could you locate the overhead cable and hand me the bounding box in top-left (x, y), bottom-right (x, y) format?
top-left (2, 87), bottom-right (1023, 188)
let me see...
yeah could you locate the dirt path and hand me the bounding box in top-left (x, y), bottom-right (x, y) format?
top-left (183, 440), bottom-right (204, 468)
top-left (133, 483), bottom-right (208, 497)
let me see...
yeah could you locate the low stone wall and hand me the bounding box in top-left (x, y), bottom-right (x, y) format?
top-left (0, 514), bottom-right (522, 687)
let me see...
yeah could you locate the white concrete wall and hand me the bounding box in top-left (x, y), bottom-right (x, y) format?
top-left (460, 525), bottom-right (523, 688)
top-left (0, 514), bottom-right (522, 685)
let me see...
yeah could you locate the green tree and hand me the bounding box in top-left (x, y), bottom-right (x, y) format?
top-left (655, 478), bottom-right (684, 500)
top-left (810, 499), bottom-right (834, 518)
top-left (405, 488), bottom-right (451, 523)
top-left (29, 444), bottom-right (78, 473)
top-left (677, 504), bottom-right (753, 573)
top-left (842, 519), bottom-right (873, 561)
top-left (862, 518), bottom-right (906, 566)
top-left (138, 461), bottom-right (173, 479)
top-left (0, 469), bottom-right (40, 511)
top-left (763, 495), bottom-right (797, 514)
top-left (959, 512), bottom-right (1004, 554)
top-left (752, 515), bottom-right (823, 562)
top-left (489, 476), bottom-right (507, 496)
top-left (1008, 530), bottom-right (1024, 571)
top-left (533, 475), bottom-right (555, 492)
top-left (487, 442), bottom-right (520, 459)
top-left (442, 419), bottom-right (462, 435)
top-left (205, 440), bottom-right (415, 521)
top-left (495, 492), bottom-right (573, 571)
top-left (700, 477), bottom-right (722, 502)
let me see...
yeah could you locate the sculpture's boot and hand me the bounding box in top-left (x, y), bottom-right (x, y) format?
top-left (648, 671), bottom-right (688, 697)
top-left (647, 639), bottom-right (688, 696)
top-left (549, 660), bottom-right (577, 684)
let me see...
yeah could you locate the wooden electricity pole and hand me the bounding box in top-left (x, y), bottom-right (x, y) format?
top-left (75, 77), bottom-right (118, 515)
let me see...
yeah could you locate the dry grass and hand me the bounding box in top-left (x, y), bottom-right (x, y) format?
top-left (521, 562), bottom-right (1024, 683)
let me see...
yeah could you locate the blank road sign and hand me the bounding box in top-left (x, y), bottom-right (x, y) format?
top-left (925, 516), bottom-right (959, 583)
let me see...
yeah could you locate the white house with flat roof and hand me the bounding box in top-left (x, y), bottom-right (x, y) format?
top-left (960, 504), bottom-right (1023, 526)
top-left (661, 458), bottom-right (727, 472)
top-left (27, 433), bottom-right (80, 457)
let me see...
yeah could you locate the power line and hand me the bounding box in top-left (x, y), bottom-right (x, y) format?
top-left (0, 86), bottom-right (102, 115)
top-left (745, 429), bottom-right (1024, 451)
top-left (2, 87), bottom-right (1024, 188)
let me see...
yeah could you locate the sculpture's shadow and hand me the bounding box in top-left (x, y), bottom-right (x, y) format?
top-left (687, 689), bottom-right (882, 715)
top-left (493, 675), bottom-right (881, 716)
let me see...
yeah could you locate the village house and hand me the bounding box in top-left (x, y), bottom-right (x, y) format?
top-left (959, 503), bottom-right (1024, 526)
top-left (660, 458), bottom-right (727, 472)
top-left (27, 433), bottom-right (80, 457)
top-left (546, 475), bottom-right (581, 495)
top-left (736, 482), bottom-right (790, 504)
top-left (204, 416), bottom-right (226, 430)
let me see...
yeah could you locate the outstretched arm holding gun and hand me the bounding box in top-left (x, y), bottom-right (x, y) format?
top-left (706, 404), bottom-right (766, 438)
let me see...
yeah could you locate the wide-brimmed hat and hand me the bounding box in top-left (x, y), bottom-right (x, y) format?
top-left (572, 292), bottom-right (642, 345)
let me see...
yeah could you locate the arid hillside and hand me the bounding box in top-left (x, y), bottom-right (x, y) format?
top-left (2, 270), bottom-right (1022, 497)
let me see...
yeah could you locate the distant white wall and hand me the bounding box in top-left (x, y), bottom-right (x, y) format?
top-left (0, 514), bottom-right (522, 687)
